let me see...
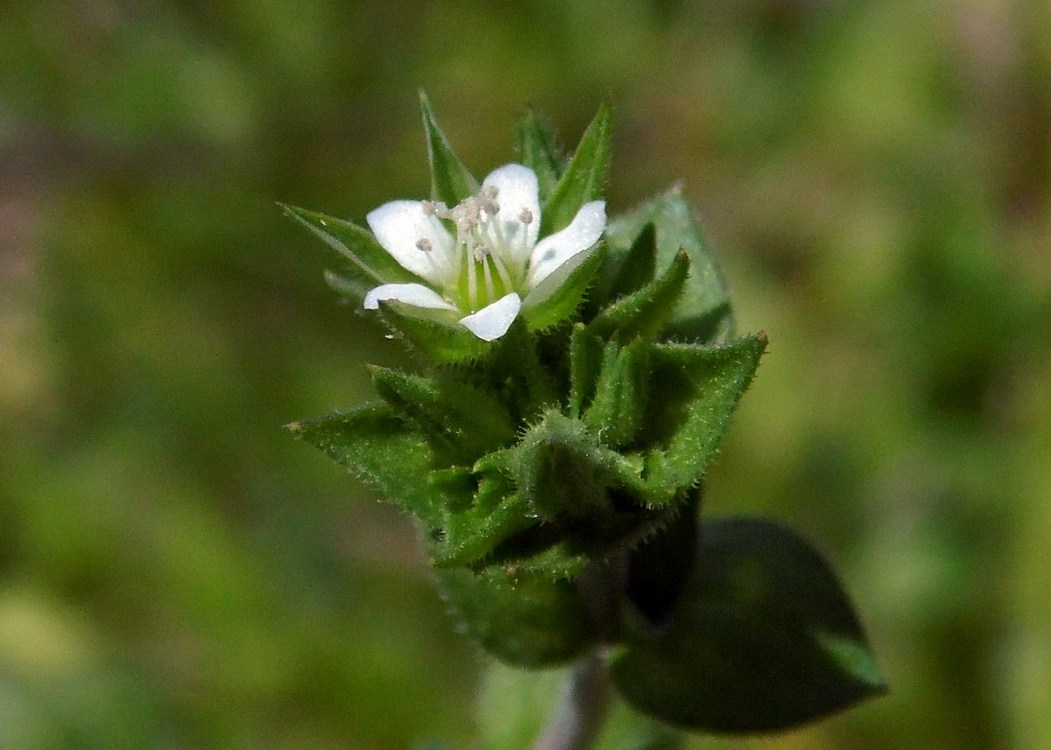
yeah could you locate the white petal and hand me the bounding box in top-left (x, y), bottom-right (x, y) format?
top-left (458, 292), bottom-right (522, 341)
top-left (363, 283), bottom-right (457, 311)
top-left (526, 201), bottom-right (606, 287)
top-left (366, 200), bottom-right (455, 286)
top-left (482, 164), bottom-right (540, 267)
top-left (522, 241), bottom-right (595, 313)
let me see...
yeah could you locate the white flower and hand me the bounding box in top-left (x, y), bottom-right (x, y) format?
top-left (362, 164), bottom-right (606, 341)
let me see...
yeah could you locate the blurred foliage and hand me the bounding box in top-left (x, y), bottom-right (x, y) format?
top-left (1, 0), bottom-right (1049, 748)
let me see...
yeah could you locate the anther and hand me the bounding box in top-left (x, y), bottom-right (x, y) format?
top-left (416, 238), bottom-right (433, 252)
top-left (519, 208), bottom-right (533, 225)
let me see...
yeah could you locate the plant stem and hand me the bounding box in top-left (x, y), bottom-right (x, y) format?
top-left (532, 651), bottom-right (613, 750)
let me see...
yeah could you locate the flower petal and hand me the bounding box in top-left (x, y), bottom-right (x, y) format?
top-left (526, 200), bottom-right (606, 287)
top-left (482, 164), bottom-right (541, 267)
top-left (363, 283), bottom-right (457, 311)
top-left (366, 200), bottom-right (456, 286)
top-left (458, 292), bottom-right (522, 341)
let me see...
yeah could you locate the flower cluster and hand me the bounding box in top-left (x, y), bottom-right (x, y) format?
top-left (286, 96), bottom-right (883, 736)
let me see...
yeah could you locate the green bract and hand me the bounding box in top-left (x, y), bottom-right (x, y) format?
top-left (287, 94), bottom-right (883, 734)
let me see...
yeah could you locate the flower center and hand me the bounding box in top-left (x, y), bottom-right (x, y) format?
top-left (419, 187), bottom-right (535, 313)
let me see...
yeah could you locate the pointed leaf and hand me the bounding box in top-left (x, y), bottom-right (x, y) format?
top-left (641, 334), bottom-right (766, 497)
top-left (369, 367), bottom-right (517, 464)
top-left (419, 90), bottom-right (478, 205)
top-left (612, 518), bottom-right (886, 732)
top-left (515, 107), bottom-right (564, 202)
top-left (588, 250), bottom-right (690, 343)
top-left (287, 405), bottom-right (441, 526)
top-left (542, 101), bottom-right (611, 236)
top-left (604, 190), bottom-right (734, 343)
top-left (282, 204), bottom-right (422, 302)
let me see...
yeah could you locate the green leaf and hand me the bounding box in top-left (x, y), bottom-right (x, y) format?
top-left (641, 334), bottom-right (766, 497)
top-left (611, 517), bottom-right (886, 733)
top-left (281, 204), bottom-right (421, 302)
top-left (588, 250), bottom-right (690, 343)
top-left (287, 405), bottom-right (442, 526)
top-left (436, 565), bottom-right (595, 667)
top-left (583, 339), bottom-right (649, 450)
top-left (515, 107), bottom-right (564, 203)
top-left (376, 300), bottom-right (489, 364)
top-left (542, 101), bottom-right (611, 236)
top-left (604, 189), bottom-right (734, 342)
top-left (419, 90), bottom-right (478, 206)
top-left (369, 367), bottom-right (517, 464)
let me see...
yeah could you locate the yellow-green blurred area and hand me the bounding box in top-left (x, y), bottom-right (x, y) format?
top-left (1, 1), bottom-right (1049, 748)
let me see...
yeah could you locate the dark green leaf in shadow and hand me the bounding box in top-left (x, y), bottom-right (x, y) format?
top-left (611, 517), bottom-right (886, 733)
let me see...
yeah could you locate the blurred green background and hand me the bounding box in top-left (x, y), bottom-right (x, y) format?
top-left (2, 1), bottom-right (1049, 748)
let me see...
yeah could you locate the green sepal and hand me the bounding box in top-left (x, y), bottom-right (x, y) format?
top-left (640, 334), bottom-right (767, 498)
top-left (604, 189), bottom-right (734, 343)
top-left (588, 250), bottom-right (690, 343)
top-left (286, 404), bottom-right (442, 527)
top-left (541, 101), bottom-right (611, 236)
top-left (515, 107), bottom-right (564, 203)
top-left (369, 367), bottom-right (517, 465)
top-left (436, 565), bottom-right (595, 667)
top-left (583, 338), bottom-right (650, 450)
top-left (419, 90), bottom-right (478, 205)
top-left (376, 300), bottom-right (489, 364)
top-left (281, 204), bottom-right (422, 303)
top-left (521, 244), bottom-right (606, 333)
top-left (611, 518), bottom-right (886, 733)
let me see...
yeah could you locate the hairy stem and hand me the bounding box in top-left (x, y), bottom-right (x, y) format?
top-left (532, 652), bottom-right (613, 750)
